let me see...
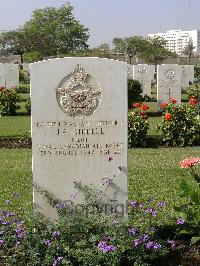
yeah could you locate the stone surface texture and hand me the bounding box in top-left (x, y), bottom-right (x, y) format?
top-left (31, 57), bottom-right (128, 219)
top-left (4, 63), bottom-right (19, 89)
top-left (133, 64), bottom-right (155, 96)
top-left (157, 64), bottom-right (182, 105)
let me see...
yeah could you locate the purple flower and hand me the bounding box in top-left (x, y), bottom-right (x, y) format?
top-left (6, 212), bottom-right (15, 217)
top-left (56, 202), bottom-right (66, 209)
top-left (0, 210), bottom-right (8, 215)
top-left (153, 243), bottom-right (162, 250)
top-left (145, 241), bottom-right (154, 249)
top-left (128, 227), bottom-right (137, 236)
top-left (130, 201), bottom-right (137, 207)
top-left (98, 241), bottom-right (117, 253)
top-left (168, 240), bottom-right (176, 249)
top-left (17, 233), bottom-right (26, 239)
top-left (44, 239), bottom-right (52, 247)
top-left (53, 256), bottom-right (63, 266)
top-left (0, 240), bottom-right (4, 245)
top-left (176, 218), bottom-right (185, 225)
top-left (158, 201), bottom-right (166, 208)
top-left (108, 157), bottom-right (113, 162)
top-left (140, 234), bottom-right (149, 242)
top-left (145, 208), bottom-right (157, 217)
top-left (133, 239), bottom-right (141, 247)
top-left (17, 220), bottom-right (25, 226)
top-left (152, 210), bottom-right (157, 217)
top-left (146, 241), bottom-right (161, 250)
top-left (70, 192), bottom-right (78, 200)
top-left (1, 220), bottom-right (9, 225)
top-left (52, 230), bottom-right (60, 237)
top-left (139, 202), bottom-right (145, 208)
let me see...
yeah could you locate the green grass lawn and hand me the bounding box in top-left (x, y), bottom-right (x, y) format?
top-left (0, 116), bottom-right (31, 138)
top-left (0, 147), bottom-right (199, 224)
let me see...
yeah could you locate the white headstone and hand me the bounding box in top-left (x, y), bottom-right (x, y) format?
top-left (5, 64), bottom-right (19, 89)
top-left (127, 64), bottom-right (133, 79)
top-left (0, 63), bottom-right (5, 88)
top-left (181, 65), bottom-right (194, 89)
top-left (188, 65), bottom-right (194, 83)
top-left (157, 64), bottom-right (182, 105)
top-left (181, 65), bottom-right (190, 89)
top-left (31, 57), bottom-right (128, 219)
top-left (133, 64), bottom-right (155, 97)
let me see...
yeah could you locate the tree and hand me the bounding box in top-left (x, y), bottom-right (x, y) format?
top-left (125, 36), bottom-right (148, 64)
top-left (96, 43), bottom-right (110, 51)
top-left (0, 3), bottom-right (89, 61)
top-left (143, 37), bottom-right (173, 65)
top-left (183, 38), bottom-right (195, 65)
top-left (0, 30), bottom-right (27, 64)
top-left (112, 36), bottom-right (147, 63)
top-left (112, 38), bottom-right (127, 54)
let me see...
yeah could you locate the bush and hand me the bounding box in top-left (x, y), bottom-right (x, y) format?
top-left (16, 83), bottom-right (30, 94)
top-left (0, 182), bottom-right (169, 266)
top-left (128, 79), bottom-right (143, 107)
top-left (0, 89), bottom-right (21, 115)
top-left (128, 103), bottom-right (149, 147)
top-left (19, 70), bottom-right (30, 84)
top-left (186, 84), bottom-right (200, 100)
top-left (174, 157), bottom-right (200, 244)
top-left (158, 98), bottom-right (200, 146)
top-left (25, 97), bottom-right (31, 114)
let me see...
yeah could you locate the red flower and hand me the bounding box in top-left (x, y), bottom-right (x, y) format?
top-left (132, 102), bottom-right (141, 108)
top-left (169, 98), bottom-right (177, 104)
top-left (180, 157), bottom-right (200, 168)
top-left (189, 97), bottom-right (198, 106)
top-left (165, 113), bottom-right (172, 121)
top-left (141, 104), bottom-right (149, 111)
top-left (161, 102), bottom-right (167, 109)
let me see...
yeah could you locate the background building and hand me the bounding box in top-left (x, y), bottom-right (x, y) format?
top-left (148, 29), bottom-right (200, 55)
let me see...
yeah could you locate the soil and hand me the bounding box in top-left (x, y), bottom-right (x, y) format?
top-left (0, 138), bottom-right (31, 149)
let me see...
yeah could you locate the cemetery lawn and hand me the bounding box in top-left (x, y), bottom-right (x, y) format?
top-left (0, 116), bottom-right (31, 138)
top-left (0, 147), bottom-right (199, 225)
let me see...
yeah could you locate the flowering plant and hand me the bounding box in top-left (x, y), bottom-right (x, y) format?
top-left (158, 98), bottom-right (200, 146)
top-left (0, 89), bottom-right (21, 115)
top-left (128, 103), bottom-right (149, 147)
top-left (174, 157), bottom-right (200, 244)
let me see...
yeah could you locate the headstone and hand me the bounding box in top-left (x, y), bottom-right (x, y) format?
top-left (0, 63), bottom-right (5, 88)
top-left (188, 65), bottom-right (194, 84)
top-left (31, 57), bottom-right (128, 219)
top-left (133, 64), bottom-right (155, 97)
top-left (157, 64), bottom-right (182, 105)
top-left (181, 65), bottom-right (194, 89)
top-left (181, 65), bottom-right (190, 89)
top-left (4, 64), bottom-right (19, 89)
top-left (127, 64), bottom-right (133, 79)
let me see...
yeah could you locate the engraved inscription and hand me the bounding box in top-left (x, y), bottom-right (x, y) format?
top-left (164, 68), bottom-right (176, 80)
top-left (56, 64), bottom-right (101, 118)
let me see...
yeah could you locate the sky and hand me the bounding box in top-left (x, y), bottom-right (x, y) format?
top-left (0, 0), bottom-right (199, 47)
